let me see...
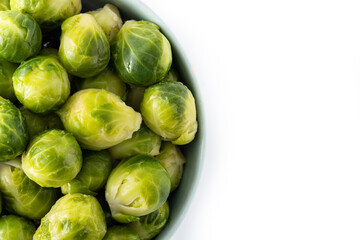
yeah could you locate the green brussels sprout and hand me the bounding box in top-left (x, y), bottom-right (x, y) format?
top-left (0, 58), bottom-right (17, 102)
top-left (0, 158), bottom-right (58, 219)
top-left (0, 0), bottom-right (10, 11)
top-left (0, 215), bottom-right (36, 240)
top-left (13, 56), bottom-right (70, 114)
top-left (74, 67), bottom-right (127, 101)
top-left (127, 202), bottom-right (169, 240)
top-left (38, 48), bottom-right (58, 58)
top-left (57, 89), bottom-right (142, 150)
top-left (104, 226), bottom-right (140, 240)
top-left (34, 193), bottom-right (106, 240)
top-left (0, 192), bottom-right (2, 215)
top-left (109, 124), bottom-right (162, 160)
top-left (10, 0), bottom-right (81, 31)
top-left (88, 4), bottom-right (123, 43)
top-left (61, 150), bottom-right (112, 195)
top-left (20, 107), bottom-right (63, 139)
top-left (141, 81), bottom-right (198, 145)
top-left (59, 13), bottom-right (110, 78)
top-left (126, 86), bottom-right (145, 112)
top-left (160, 68), bottom-right (179, 82)
top-left (0, 97), bottom-right (28, 162)
top-left (156, 142), bottom-right (186, 192)
top-left (0, 10), bottom-right (41, 63)
top-left (112, 20), bottom-right (172, 87)
top-left (106, 155), bottom-right (171, 222)
top-left (22, 129), bottom-right (82, 188)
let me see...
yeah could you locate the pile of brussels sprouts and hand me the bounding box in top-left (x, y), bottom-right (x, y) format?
top-left (0, 0), bottom-right (198, 239)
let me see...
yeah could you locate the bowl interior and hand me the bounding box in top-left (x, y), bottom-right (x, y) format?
top-left (83, 0), bottom-right (205, 239)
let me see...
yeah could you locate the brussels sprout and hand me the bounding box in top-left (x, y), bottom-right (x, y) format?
top-left (0, 158), bottom-right (58, 219)
top-left (61, 150), bottom-right (112, 195)
top-left (106, 155), bottom-right (171, 222)
top-left (34, 193), bottom-right (106, 240)
top-left (0, 0), bottom-right (10, 11)
top-left (160, 68), bottom-right (179, 82)
top-left (126, 86), bottom-right (145, 112)
top-left (109, 124), bottom-right (162, 160)
top-left (22, 129), bottom-right (82, 188)
top-left (156, 142), bottom-right (186, 192)
top-left (59, 13), bottom-right (110, 78)
top-left (141, 81), bottom-right (198, 145)
top-left (127, 202), bottom-right (169, 240)
top-left (74, 67), bottom-right (127, 101)
top-left (88, 4), bottom-right (123, 43)
top-left (0, 192), bottom-right (2, 215)
top-left (0, 97), bottom-right (28, 162)
top-left (0, 58), bottom-right (17, 102)
top-left (20, 107), bottom-right (63, 139)
top-left (0, 11), bottom-right (41, 63)
top-left (0, 215), bottom-right (36, 240)
top-left (104, 226), bottom-right (140, 240)
top-left (57, 89), bottom-right (141, 150)
top-left (112, 20), bottom-right (172, 87)
top-left (13, 56), bottom-right (70, 114)
top-left (38, 48), bottom-right (58, 58)
top-left (10, 0), bottom-right (81, 30)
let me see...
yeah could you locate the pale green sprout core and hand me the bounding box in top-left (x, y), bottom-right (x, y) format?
top-left (141, 81), bottom-right (198, 145)
top-left (0, 58), bottom-right (17, 102)
top-left (0, 215), bottom-right (36, 240)
top-left (106, 155), bottom-right (171, 223)
top-left (75, 67), bottom-right (127, 101)
top-left (0, 158), bottom-right (58, 219)
top-left (13, 56), bottom-right (70, 114)
top-left (34, 194), bottom-right (107, 240)
top-left (127, 202), bottom-right (170, 240)
top-left (104, 226), bottom-right (140, 240)
top-left (109, 124), bottom-right (162, 160)
top-left (112, 20), bottom-right (172, 87)
top-left (22, 129), bottom-right (82, 188)
top-left (57, 89), bottom-right (142, 150)
top-left (89, 3), bottom-right (123, 43)
top-left (156, 142), bottom-right (186, 192)
top-left (0, 10), bottom-right (41, 63)
top-left (59, 13), bottom-right (110, 78)
top-left (61, 150), bottom-right (112, 195)
top-left (0, 97), bottom-right (28, 162)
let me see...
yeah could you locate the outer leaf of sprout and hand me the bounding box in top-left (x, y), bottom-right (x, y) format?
top-left (0, 97), bottom-right (28, 162)
top-left (22, 129), bottom-right (82, 188)
top-left (10, 0), bottom-right (81, 31)
top-left (59, 13), bottom-right (110, 78)
top-left (112, 20), bottom-right (172, 87)
top-left (0, 215), bottom-right (36, 240)
top-left (140, 81), bottom-right (197, 145)
top-left (57, 89), bottom-right (141, 150)
top-left (0, 11), bottom-right (41, 63)
top-left (105, 155), bottom-right (170, 220)
top-left (34, 194), bottom-right (106, 240)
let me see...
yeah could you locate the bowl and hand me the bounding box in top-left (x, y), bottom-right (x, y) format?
top-left (83, 0), bottom-right (206, 239)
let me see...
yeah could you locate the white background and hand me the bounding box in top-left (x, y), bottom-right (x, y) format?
top-left (142, 0), bottom-right (360, 239)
